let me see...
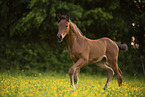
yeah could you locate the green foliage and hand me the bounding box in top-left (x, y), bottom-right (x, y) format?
top-left (118, 50), bottom-right (143, 75)
top-left (0, 0), bottom-right (144, 75)
top-left (0, 38), bottom-right (72, 72)
top-left (0, 38), bottom-right (144, 75)
top-left (84, 8), bottom-right (113, 27)
top-left (5, 0), bottom-right (83, 38)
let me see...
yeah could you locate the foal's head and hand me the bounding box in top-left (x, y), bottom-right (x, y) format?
top-left (57, 14), bottom-right (70, 42)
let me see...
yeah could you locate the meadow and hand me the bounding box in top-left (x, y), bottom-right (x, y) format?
top-left (0, 70), bottom-right (145, 97)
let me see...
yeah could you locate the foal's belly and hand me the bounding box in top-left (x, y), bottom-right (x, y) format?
top-left (88, 54), bottom-right (105, 64)
top-left (88, 41), bottom-right (106, 64)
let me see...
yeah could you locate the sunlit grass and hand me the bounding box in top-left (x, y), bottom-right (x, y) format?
top-left (0, 70), bottom-right (145, 97)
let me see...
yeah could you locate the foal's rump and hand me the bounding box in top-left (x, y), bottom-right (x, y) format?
top-left (101, 37), bottom-right (128, 52)
top-left (100, 37), bottom-right (119, 61)
top-left (88, 37), bottom-right (127, 63)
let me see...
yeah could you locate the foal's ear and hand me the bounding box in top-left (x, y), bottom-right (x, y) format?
top-left (57, 13), bottom-right (61, 21)
top-left (66, 14), bottom-right (70, 22)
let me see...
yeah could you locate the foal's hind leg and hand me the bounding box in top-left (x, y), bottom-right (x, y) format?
top-left (118, 67), bottom-right (123, 76)
top-left (109, 60), bottom-right (123, 87)
top-left (96, 61), bottom-right (114, 90)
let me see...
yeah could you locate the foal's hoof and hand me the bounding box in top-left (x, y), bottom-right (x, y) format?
top-left (104, 87), bottom-right (107, 90)
top-left (104, 84), bottom-right (108, 90)
top-left (70, 85), bottom-right (75, 88)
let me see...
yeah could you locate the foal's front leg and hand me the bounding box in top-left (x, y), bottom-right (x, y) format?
top-left (69, 67), bottom-right (75, 87)
top-left (74, 69), bottom-right (80, 85)
top-left (69, 58), bottom-right (87, 87)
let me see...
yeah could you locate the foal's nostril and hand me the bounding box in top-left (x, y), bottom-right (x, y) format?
top-left (59, 35), bottom-right (62, 39)
top-left (57, 34), bottom-right (63, 41)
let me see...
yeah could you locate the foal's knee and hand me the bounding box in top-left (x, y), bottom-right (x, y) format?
top-left (69, 67), bottom-right (75, 75)
top-left (111, 70), bottom-right (115, 76)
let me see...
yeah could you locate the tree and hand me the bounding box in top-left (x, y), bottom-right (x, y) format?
top-left (0, 0), bottom-right (144, 75)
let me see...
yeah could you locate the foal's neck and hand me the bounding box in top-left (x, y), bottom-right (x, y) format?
top-left (66, 21), bottom-right (84, 49)
top-left (70, 22), bottom-right (83, 38)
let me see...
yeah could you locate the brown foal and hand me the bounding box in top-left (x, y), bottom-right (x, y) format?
top-left (57, 14), bottom-right (128, 90)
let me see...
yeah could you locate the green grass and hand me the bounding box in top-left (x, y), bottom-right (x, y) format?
top-left (0, 70), bottom-right (145, 97)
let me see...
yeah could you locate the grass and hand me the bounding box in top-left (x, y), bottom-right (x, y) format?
top-left (0, 70), bottom-right (145, 97)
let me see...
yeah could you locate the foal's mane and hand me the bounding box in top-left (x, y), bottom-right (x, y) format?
top-left (71, 21), bottom-right (85, 37)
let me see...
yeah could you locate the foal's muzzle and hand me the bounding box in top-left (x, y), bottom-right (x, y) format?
top-left (57, 34), bottom-right (63, 42)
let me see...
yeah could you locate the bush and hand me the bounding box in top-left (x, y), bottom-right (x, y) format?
top-left (0, 38), bottom-right (72, 72)
top-left (0, 38), bottom-right (144, 76)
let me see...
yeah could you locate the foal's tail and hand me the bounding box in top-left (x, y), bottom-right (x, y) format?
top-left (115, 42), bottom-right (128, 51)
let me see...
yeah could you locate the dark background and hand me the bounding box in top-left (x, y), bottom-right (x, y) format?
top-left (0, 0), bottom-right (144, 76)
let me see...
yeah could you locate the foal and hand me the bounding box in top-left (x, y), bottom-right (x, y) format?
top-left (57, 14), bottom-right (128, 90)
